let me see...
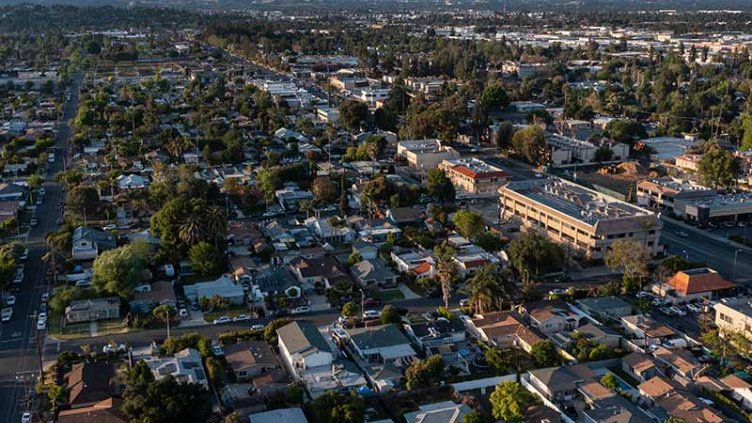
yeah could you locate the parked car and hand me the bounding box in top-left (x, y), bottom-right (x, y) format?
top-left (1, 307), bottom-right (12, 322)
top-left (659, 306), bottom-right (678, 316)
top-left (40, 293), bottom-right (49, 303)
top-left (29, 219), bottom-right (38, 227)
top-left (652, 298), bottom-right (667, 306)
top-left (669, 306), bottom-right (686, 316)
top-left (662, 338), bottom-right (689, 349)
top-left (363, 298), bottom-right (382, 307)
top-left (102, 344), bottom-right (126, 353)
top-left (4, 295), bottom-right (15, 306)
top-left (251, 324), bottom-right (265, 331)
top-left (102, 224), bottom-right (117, 231)
top-left (677, 231), bottom-right (689, 237)
top-left (686, 303), bottom-right (703, 313)
top-left (36, 319), bottom-right (46, 331)
top-left (362, 310), bottom-right (380, 319)
top-left (233, 314), bottom-right (251, 322)
top-left (212, 345), bottom-right (224, 356)
top-left (21, 412), bottom-right (31, 423)
top-left (636, 291), bottom-right (653, 299)
top-left (548, 289), bottom-right (566, 296)
top-left (213, 316), bottom-right (231, 325)
top-left (291, 306), bottom-right (311, 315)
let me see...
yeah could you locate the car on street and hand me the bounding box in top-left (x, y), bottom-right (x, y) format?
top-left (37, 319), bottom-right (46, 331)
top-left (548, 289), bottom-right (566, 296)
top-left (41, 293), bottom-right (49, 302)
top-left (39, 303), bottom-right (46, 313)
top-left (21, 412), bottom-right (31, 423)
top-left (686, 303), bottom-right (703, 313)
top-left (1, 307), bottom-right (13, 322)
top-left (213, 316), bottom-right (231, 325)
top-left (291, 306), bottom-right (311, 315)
top-left (362, 310), bottom-right (380, 319)
top-left (29, 218), bottom-right (38, 227)
top-left (635, 291), bottom-right (653, 299)
top-left (102, 224), bottom-right (117, 231)
top-left (102, 344), bottom-right (126, 353)
top-left (4, 295), bottom-right (15, 306)
top-left (37, 312), bottom-right (47, 322)
top-left (19, 249), bottom-right (28, 261)
top-left (652, 297), bottom-right (667, 306)
top-left (212, 345), bottom-right (224, 356)
top-left (55, 218), bottom-right (62, 225)
top-left (659, 306), bottom-right (678, 316)
top-left (251, 324), bottom-right (265, 331)
top-left (233, 314), bottom-right (251, 322)
top-left (668, 305), bottom-right (686, 316)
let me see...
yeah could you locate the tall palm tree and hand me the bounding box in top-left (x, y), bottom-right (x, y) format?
top-left (461, 264), bottom-right (512, 314)
top-left (178, 217), bottom-right (204, 246)
top-left (203, 205), bottom-right (227, 250)
top-left (152, 304), bottom-right (174, 339)
top-left (434, 241), bottom-right (457, 310)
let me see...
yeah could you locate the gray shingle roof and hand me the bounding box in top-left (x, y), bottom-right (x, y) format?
top-left (276, 321), bottom-right (331, 355)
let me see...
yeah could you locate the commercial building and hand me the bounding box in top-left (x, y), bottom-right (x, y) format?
top-left (651, 268), bottom-right (736, 304)
top-left (499, 178), bottom-right (662, 259)
top-left (545, 134), bottom-right (630, 166)
top-left (396, 139), bottom-right (459, 169)
top-left (636, 178), bottom-right (715, 210)
top-left (714, 298), bottom-right (752, 340)
top-left (675, 192), bottom-right (752, 224)
top-left (438, 158), bottom-right (510, 194)
top-left (675, 154), bottom-right (702, 172)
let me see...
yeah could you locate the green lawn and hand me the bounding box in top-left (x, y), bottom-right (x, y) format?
top-left (372, 289), bottom-right (405, 302)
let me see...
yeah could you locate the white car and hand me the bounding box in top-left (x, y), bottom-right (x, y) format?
top-left (669, 306), bottom-right (686, 316)
top-left (102, 224), bottom-right (117, 231)
top-left (686, 303), bottom-right (703, 313)
top-left (635, 291), bottom-right (652, 299)
top-left (1, 307), bottom-right (12, 322)
top-left (29, 218), bottom-right (38, 227)
top-left (38, 312), bottom-right (47, 321)
top-left (40, 293), bottom-right (49, 303)
top-left (362, 310), bottom-right (380, 319)
top-left (213, 316), bottom-right (231, 325)
top-left (21, 412), bottom-right (31, 423)
top-left (251, 324), bottom-right (265, 331)
top-left (103, 344), bottom-right (127, 353)
top-left (212, 345), bottom-right (224, 356)
top-left (37, 319), bottom-right (46, 331)
top-left (233, 314), bottom-right (251, 322)
top-left (19, 249), bottom-right (28, 261)
top-left (4, 295), bottom-right (15, 306)
top-left (291, 306), bottom-right (311, 315)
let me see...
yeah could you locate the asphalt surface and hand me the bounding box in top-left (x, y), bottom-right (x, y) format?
top-left (0, 75), bottom-right (79, 423)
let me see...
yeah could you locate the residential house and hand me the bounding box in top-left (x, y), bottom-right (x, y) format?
top-left (714, 297), bottom-right (752, 341)
top-left (129, 281), bottom-right (177, 314)
top-left (301, 358), bottom-right (368, 399)
top-left (249, 408), bottom-right (308, 423)
top-left (57, 398), bottom-right (126, 423)
top-left (224, 341), bottom-right (280, 382)
top-left (276, 321), bottom-right (333, 376)
top-left (463, 311), bottom-right (524, 348)
top-left (622, 352), bottom-right (662, 383)
top-left (275, 185), bottom-right (314, 212)
top-left (404, 401), bottom-right (472, 423)
top-left (304, 217), bottom-right (356, 243)
top-left (0, 182), bottom-right (26, 202)
top-left (576, 296), bottom-right (633, 320)
top-left (345, 324), bottom-right (417, 367)
top-left (385, 207), bottom-right (424, 227)
top-left (574, 323), bottom-right (622, 348)
top-left (288, 256), bottom-right (350, 289)
top-left (528, 364), bottom-right (595, 402)
top-left (583, 395), bottom-right (653, 423)
top-left (226, 220), bottom-right (265, 249)
top-left (145, 348), bottom-right (208, 387)
top-left (64, 362), bottom-right (119, 409)
top-left (653, 346), bottom-right (704, 383)
top-left (390, 248), bottom-right (436, 280)
top-left (65, 297), bottom-right (120, 323)
top-left (652, 268), bottom-right (736, 304)
top-left (620, 315), bottom-right (675, 347)
top-left (71, 226), bottom-right (117, 261)
top-left (719, 374), bottom-right (752, 411)
top-left (519, 300), bottom-right (581, 334)
top-left (183, 275), bottom-right (245, 305)
top-left (352, 239), bottom-right (378, 260)
top-left (656, 392), bottom-right (723, 423)
top-left (116, 174), bottom-right (148, 190)
top-left (358, 223), bottom-right (402, 243)
top-left (350, 258), bottom-right (398, 288)
top-left (404, 318), bottom-right (466, 353)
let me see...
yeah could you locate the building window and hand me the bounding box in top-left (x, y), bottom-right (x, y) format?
top-left (720, 313), bottom-right (734, 324)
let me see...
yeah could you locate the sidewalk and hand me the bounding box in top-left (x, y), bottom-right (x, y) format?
top-left (397, 283), bottom-right (421, 300)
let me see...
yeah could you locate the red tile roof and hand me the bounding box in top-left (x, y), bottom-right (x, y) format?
top-left (666, 268), bottom-right (735, 295)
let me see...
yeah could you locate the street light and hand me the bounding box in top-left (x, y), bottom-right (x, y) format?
top-left (359, 288), bottom-right (365, 318)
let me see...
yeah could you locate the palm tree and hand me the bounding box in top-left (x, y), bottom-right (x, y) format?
top-left (203, 205), bottom-right (227, 250)
top-left (434, 241), bottom-right (457, 310)
top-left (178, 217), bottom-right (204, 246)
top-left (152, 304), bottom-right (174, 339)
top-left (461, 265), bottom-right (512, 314)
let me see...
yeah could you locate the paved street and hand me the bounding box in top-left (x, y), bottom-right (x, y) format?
top-left (0, 75), bottom-right (80, 423)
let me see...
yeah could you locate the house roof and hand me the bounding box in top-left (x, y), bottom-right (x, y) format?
top-left (290, 256), bottom-right (346, 278)
top-left (584, 396), bottom-right (652, 423)
top-left (577, 296), bottom-right (632, 313)
top-left (657, 392), bottom-right (723, 423)
top-left (523, 300), bottom-right (577, 323)
top-left (277, 321), bottom-right (331, 356)
top-left (130, 281), bottom-right (176, 306)
top-left (65, 362), bottom-right (119, 407)
top-left (653, 346), bottom-right (701, 376)
top-left (224, 341), bottom-right (278, 372)
top-left (621, 315), bottom-right (675, 338)
top-left (352, 258), bottom-right (397, 282)
top-left (249, 408), bottom-right (309, 423)
top-left (575, 322), bottom-right (620, 339)
top-left (347, 324), bottom-right (413, 351)
top-left (529, 364), bottom-right (594, 391)
top-left (638, 375), bottom-right (678, 398)
top-left (622, 352), bottom-right (658, 374)
top-left (57, 398), bottom-right (126, 423)
top-left (721, 374), bottom-right (752, 390)
top-left (665, 268), bottom-right (736, 295)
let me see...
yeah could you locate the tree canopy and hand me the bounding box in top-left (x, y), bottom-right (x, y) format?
top-left (489, 381), bottom-right (541, 423)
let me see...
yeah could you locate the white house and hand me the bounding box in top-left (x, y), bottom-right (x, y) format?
top-left (71, 227), bottom-right (117, 261)
top-left (116, 174), bottom-right (148, 190)
top-left (345, 324), bottom-right (417, 367)
top-left (182, 275), bottom-right (245, 305)
top-left (276, 321), bottom-right (333, 377)
top-left (144, 348), bottom-right (208, 387)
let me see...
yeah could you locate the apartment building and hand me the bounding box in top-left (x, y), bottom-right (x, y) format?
top-left (636, 178), bottom-right (715, 210)
top-left (438, 158), bottom-right (510, 194)
top-left (714, 298), bottom-right (752, 340)
top-left (397, 139), bottom-right (459, 169)
top-left (674, 154), bottom-right (702, 172)
top-left (499, 178), bottom-right (662, 259)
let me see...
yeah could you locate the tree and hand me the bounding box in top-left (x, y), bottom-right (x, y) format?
top-left (405, 355), bottom-right (443, 390)
top-left (0, 249), bottom-right (17, 294)
top-left (341, 302), bottom-right (359, 318)
top-left (489, 381), bottom-right (541, 423)
top-left (698, 142), bottom-right (739, 189)
top-left (348, 251), bottom-right (363, 267)
top-left (312, 176), bottom-right (337, 204)
top-left (92, 245), bottom-right (144, 299)
top-left (600, 373), bottom-right (619, 391)
top-left (380, 305), bottom-right (402, 325)
top-left (480, 83), bottom-right (509, 111)
top-left (604, 119), bottom-right (647, 145)
top-left (462, 264), bottom-right (512, 314)
top-left (257, 167), bottom-right (281, 203)
top-left (605, 239), bottom-right (650, 286)
top-left (339, 99), bottom-right (369, 131)
top-left (485, 347), bottom-right (511, 375)
top-left (188, 242), bottom-right (221, 275)
top-left (66, 185), bottom-right (100, 219)
top-left (434, 242), bottom-right (457, 310)
top-left (507, 230), bottom-right (564, 282)
top-left (453, 210), bottom-right (484, 240)
top-left (530, 340), bottom-right (561, 368)
top-left (594, 146), bottom-right (614, 162)
top-left (426, 169), bottom-right (455, 204)
top-left (663, 418), bottom-right (687, 423)
top-left (495, 121), bottom-right (515, 150)
top-left (511, 125), bottom-right (548, 166)
top-left (310, 391), bottom-right (365, 423)
top-left (461, 411), bottom-right (483, 423)
top-left (153, 305), bottom-right (174, 339)
top-left (739, 113), bottom-right (752, 151)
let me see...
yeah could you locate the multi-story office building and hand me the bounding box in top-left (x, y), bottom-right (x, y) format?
top-left (715, 298), bottom-right (752, 340)
top-left (499, 178), bottom-right (662, 259)
top-left (438, 158), bottom-right (510, 194)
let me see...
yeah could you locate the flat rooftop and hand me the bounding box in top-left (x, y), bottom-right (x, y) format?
top-left (504, 178), bottom-right (652, 225)
top-left (444, 157), bottom-right (505, 175)
top-left (686, 192), bottom-right (752, 210)
top-left (638, 178), bottom-right (712, 193)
